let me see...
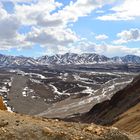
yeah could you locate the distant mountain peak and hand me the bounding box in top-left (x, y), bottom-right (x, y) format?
top-left (0, 53), bottom-right (140, 66)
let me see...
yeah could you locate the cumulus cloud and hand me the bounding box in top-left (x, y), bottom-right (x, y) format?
top-left (13, 0), bottom-right (114, 27)
top-left (113, 28), bottom-right (140, 44)
top-left (26, 27), bottom-right (78, 47)
top-left (0, 7), bottom-right (30, 50)
top-left (95, 34), bottom-right (108, 40)
top-left (97, 0), bottom-right (140, 21)
top-left (66, 41), bottom-right (140, 57)
top-left (14, 0), bottom-right (62, 26)
top-left (36, 15), bottom-right (63, 27)
top-left (55, 0), bottom-right (115, 24)
top-left (98, 43), bottom-right (140, 57)
top-left (0, 16), bottom-right (20, 39)
top-left (10, 0), bottom-right (113, 52)
top-left (1, 0), bottom-right (37, 3)
top-left (42, 38), bottom-right (140, 57)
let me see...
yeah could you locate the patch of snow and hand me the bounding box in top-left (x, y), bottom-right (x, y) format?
top-left (114, 79), bottom-right (133, 86)
top-left (9, 69), bottom-right (16, 73)
top-left (27, 73), bottom-right (46, 79)
top-left (22, 91), bottom-right (27, 97)
top-left (22, 87), bottom-right (34, 97)
top-left (7, 106), bottom-right (13, 112)
top-left (31, 96), bottom-right (36, 99)
top-left (49, 84), bottom-right (63, 95)
top-left (3, 100), bottom-right (13, 112)
top-left (30, 79), bottom-right (41, 84)
top-left (102, 85), bottom-right (115, 95)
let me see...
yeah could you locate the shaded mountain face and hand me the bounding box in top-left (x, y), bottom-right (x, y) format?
top-left (77, 75), bottom-right (140, 125)
top-left (1, 53), bottom-right (140, 66)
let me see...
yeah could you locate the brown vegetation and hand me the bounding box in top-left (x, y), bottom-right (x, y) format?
top-left (0, 96), bottom-right (7, 111)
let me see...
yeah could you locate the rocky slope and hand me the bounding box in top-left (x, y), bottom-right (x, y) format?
top-left (70, 75), bottom-right (140, 136)
top-left (0, 109), bottom-right (131, 140)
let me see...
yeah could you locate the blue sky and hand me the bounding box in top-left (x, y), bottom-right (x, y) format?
top-left (0, 0), bottom-right (140, 57)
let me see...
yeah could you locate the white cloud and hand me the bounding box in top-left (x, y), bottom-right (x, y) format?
top-left (97, 0), bottom-right (140, 21)
top-left (0, 16), bottom-right (20, 39)
top-left (10, 0), bottom-right (113, 52)
top-left (13, 0), bottom-right (114, 27)
top-left (113, 28), bottom-right (140, 44)
top-left (26, 27), bottom-right (78, 47)
top-left (95, 34), bottom-right (108, 40)
top-left (42, 39), bottom-right (140, 57)
top-left (1, 0), bottom-right (37, 3)
top-left (14, 0), bottom-right (62, 26)
top-left (0, 7), bottom-right (30, 50)
top-left (97, 43), bottom-right (140, 57)
top-left (0, 7), bottom-right (8, 18)
top-left (55, 0), bottom-right (115, 24)
top-left (0, 0), bottom-right (64, 50)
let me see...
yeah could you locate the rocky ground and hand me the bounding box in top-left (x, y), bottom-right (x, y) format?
top-left (0, 109), bottom-right (131, 140)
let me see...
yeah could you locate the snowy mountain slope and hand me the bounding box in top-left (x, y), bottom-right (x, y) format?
top-left (0, 54), bottom-right (38, 66)
top-left (38, 53), bottom-right (140, 65)
top-left (0, 53), bottom-right (140, 66)
top-left (37, 53), bottom-right (110, 64)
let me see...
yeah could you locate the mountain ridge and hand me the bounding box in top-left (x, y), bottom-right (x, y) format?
top-left (0, 53), bottom-right (140, 66)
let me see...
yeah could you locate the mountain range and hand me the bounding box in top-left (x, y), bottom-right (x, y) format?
top-left (0, 53), bottom-right (140, 66)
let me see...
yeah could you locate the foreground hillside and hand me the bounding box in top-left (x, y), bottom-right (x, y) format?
top-left (0, 110), bottom-right (131, 140)
top-left (113, 103), bottom-right (140, 135)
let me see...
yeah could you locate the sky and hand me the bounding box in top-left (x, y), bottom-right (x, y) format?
top-left (0, 0), bottom-right (140, 57)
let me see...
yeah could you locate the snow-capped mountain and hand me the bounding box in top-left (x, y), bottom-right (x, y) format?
top-left (111, 55), bottom-right (140, 63)
top-left (0, 54), bottom-right (38, 66)
top-left (37, 53), bottom-right (140, 65)
top-left (121, 55), bottom-right (140, 63)
top-left (37, 53), bottom-right (110, 64)
top-left (0, 53), bottom-right (140, 66)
